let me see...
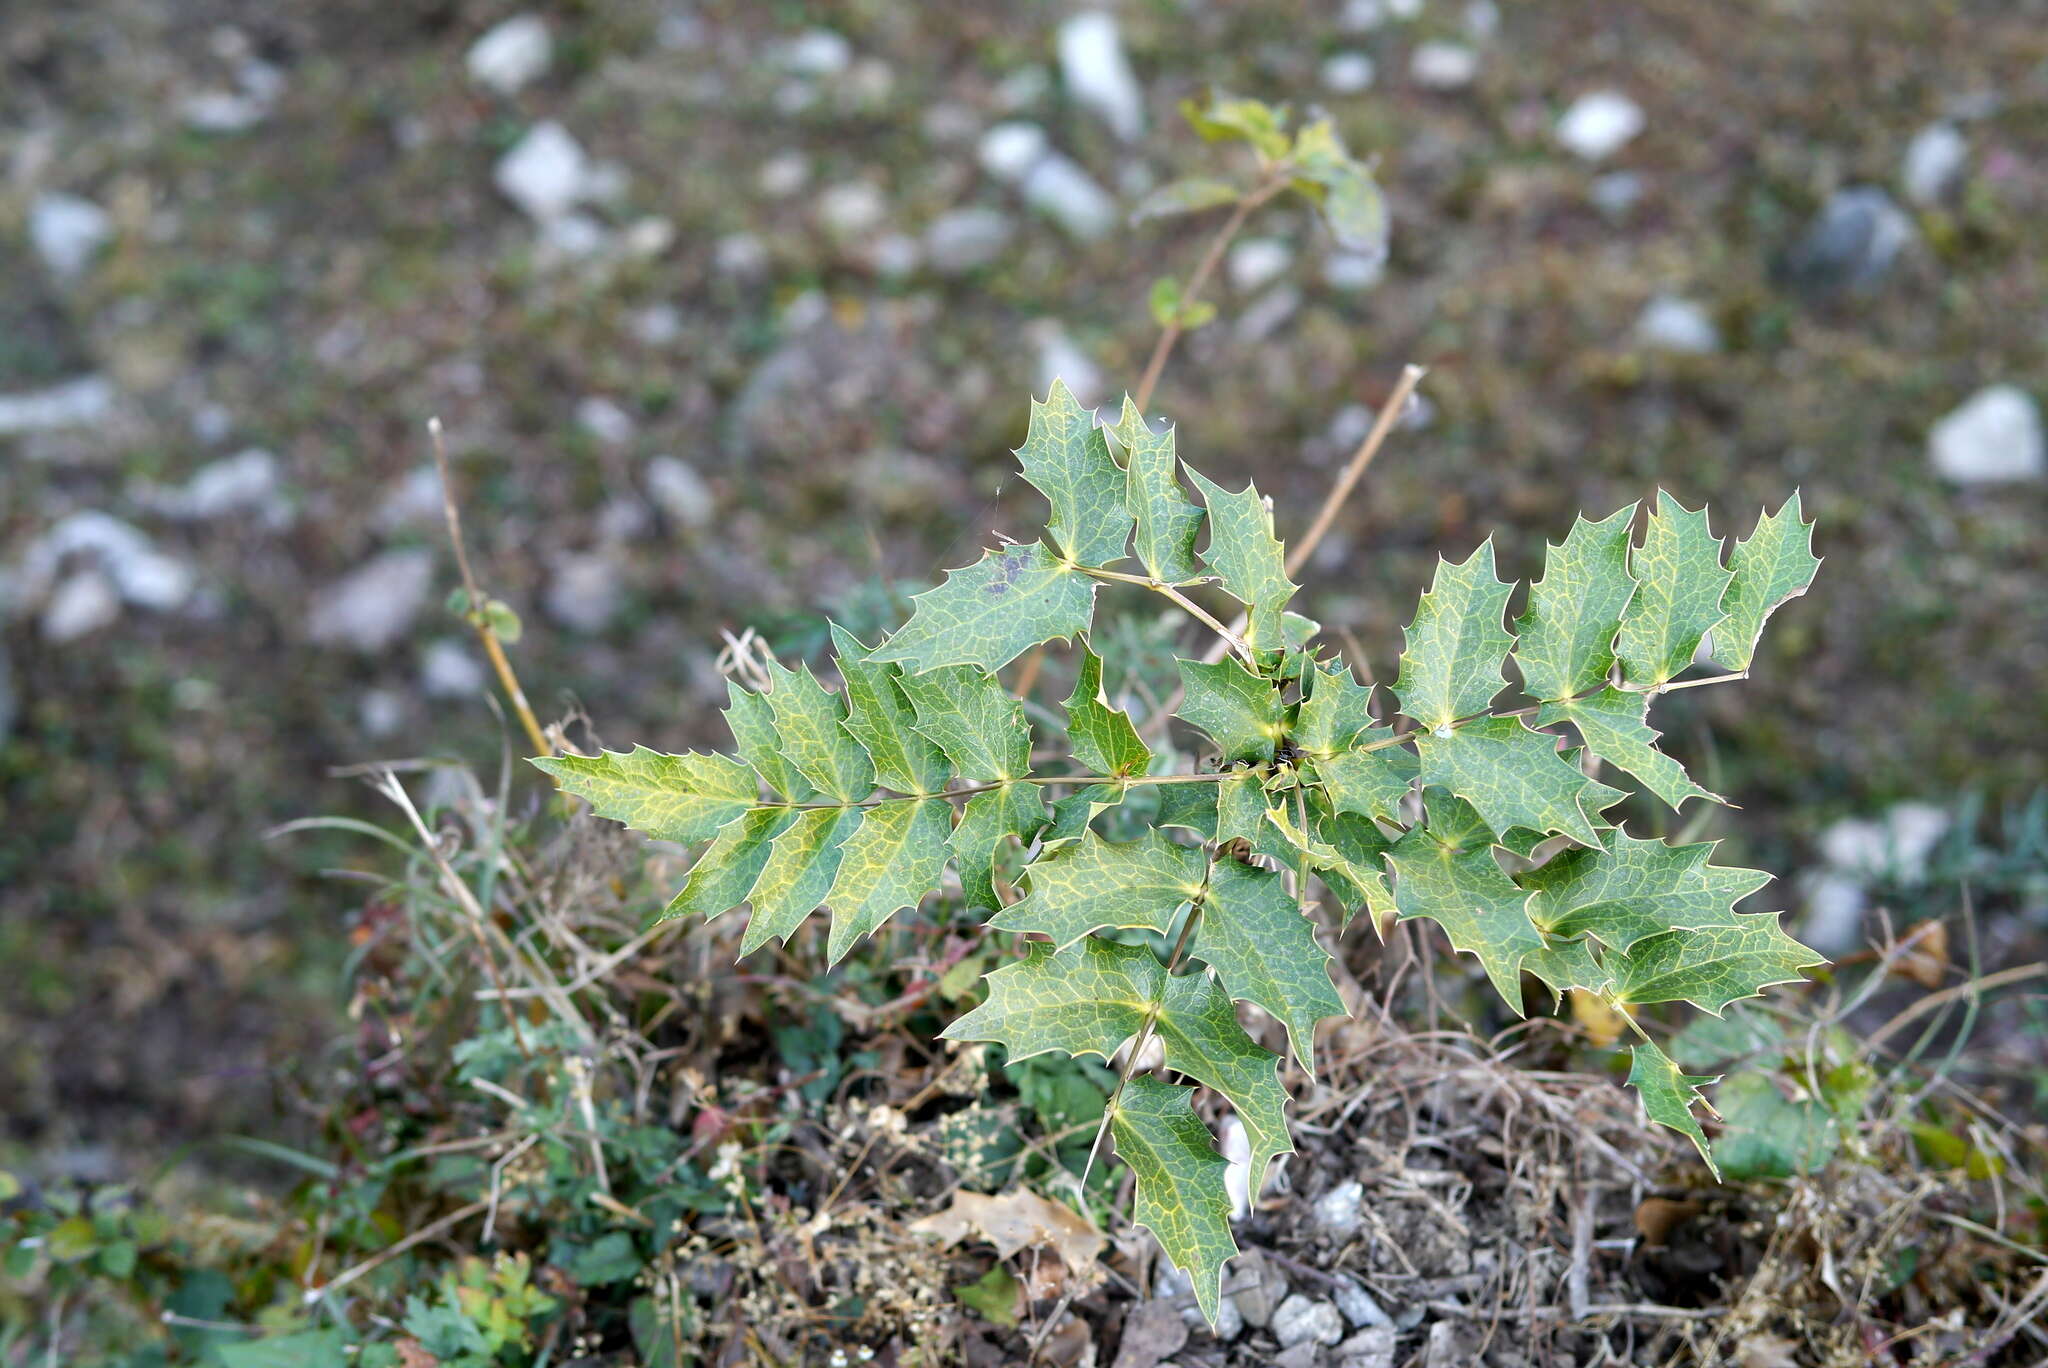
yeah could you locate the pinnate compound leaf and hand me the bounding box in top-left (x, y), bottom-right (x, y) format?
top-left (763, 661), bottom-right (873, 804)
top-left (824, 797), bottom-right (952, 965)
top-left (1194, 859), bottom-right (1347, 1074)
top-left (1112, 1075), bottom-right (1240, 1323)
top-left (830, 624), bottom-right (949, 796)
top-left (740, 806), bottom-right (863, 956)
top-left (1064, 645), bottom-right (1151, 778)
top-left (1187, 469), bottom-right (1298, 652)
top-left (1113, 399), bottom-right (1204, 584)
top-left (1016, 380), bottom-right (1132, 568)
top-left (873, 541), bottom-right (1097, 674)
top-left (952, 780), bottom-right (1046, 912)
top-left (1610, 916), bottom-right (1824, 1016)
top-left (991, 829), bottom-right (1206, 949)
top-left (1393, 539), bottom-right (1515, 731)
top-left (1513, 504), bottom-right (1638, 703)
top-left (1627, 1039), bottom-right (1721, 1179)
top-left (531, 747), bottom-right (757, 844)
top-left (1616, 492), bottom-right (1733, 689)
top-left (663, 806), bottom-right (795, 924)
top-left (1540, 688), bottom-right (1720, 812)
top-left (898, 666), bottom-right (1032, 783)
top-left (1175, 657), bottom-right (1285, 765)
top-left (1417, 715), bottom-right (1625, 848)
top-left (1295, 662), bottom-right (1381, 758)
top-left (724, 681), bottom-right (813, 803)
top-left (1386, 799), bottom-right (1544, 1012)
top-left (1715, 493), bottom-right (1820, 671)
top-left (1519, 831), bottom-right (1769, 951)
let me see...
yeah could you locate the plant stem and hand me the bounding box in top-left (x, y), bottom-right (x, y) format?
top-left (1285, 363), bottom-right (1428, 578)
top-left (1131, 173), bottom-right (1291, 413)
top-left (1079, 564), bottom-right (1254, 662)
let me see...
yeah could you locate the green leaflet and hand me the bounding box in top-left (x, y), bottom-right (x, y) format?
top-left (1175, 657), bottom-right (1285, 765)
top-left (1266, 805), bottom-right (1395, 929)
top-left (1519, 831), bottom-right (1770, 951)
top-left (1540, 688), bottom-right (1719, 811)
top-left (824, 797), bottom-right (953, 965)
top-left (1609, 915), bottom-right (1824, 1016)
top-left (1064, 645), bottom-right (1151, 778)
top-left (1112, 398), bottom-right (1204, 584)
top-left (1626, 1040), bottom-right (1721, 1178)
top-left (1386, 800), bottom-right (1544, 1012)
top-left (662, 806), bottom-right (796, 924)
top-left (1416, 715), bottom-right (1625, 848)
top-left (952, 780), bottom-right (1046, 912)
top-left (740, 806), bottom-right (864, 956)
top-left (1194, 859), bottom-right (1347, 1074)
top-left (1393, 539), bottom-right (1514, 731)
top-left (1041, 782), bottom-right (1126, 848)
top-left (531, 747), bottom-right (757, 844)
top-left (1311, 745), bottom-right (1416, 826)
top-left (991, 829), bottom-right (1206, 949)
top-left (1016, 380), bottom-right (1133, 569)
top-left (724, 681), bottom-right (813, 803)
top-left (1521, 934), bottom-right (1609, 996)
top-left (1616, 491), bottom-right (1733, 689)
top-left (1214, 771), bottom-right (1270, 845)
top-left (1156, 781), bottom-right (1220, 839)
top-left (1713, 1074), bottom-right (1840, 1180)
top-left (942, 937), bottom-right (1291, 1201)
top-left (1513, 504), bottom-right (1638, 703)
top-left (1187, 469), bottom-right (1298, 652)
top-left (1715, 493), bottom-right (1820, 671)
top-left (830, 624), bottom-right (950, 796)
top-left (1110, 1075), bottom-right (1239, 1324)
top-left (763, 661), bottom-right (874, 804)
top-left (873, 541), bottom-right (1097, 674)
top-left (898, 665), bottom-right (1031, 784)
top-left (1295, 662), bottom-right (1381, 758)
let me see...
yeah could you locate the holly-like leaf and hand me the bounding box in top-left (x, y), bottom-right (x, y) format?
top-left (1131, 175), bottom-right (1243, 223)
top-left (1616, 492), bottom-right (1733, 689)
top-left (1311, 744), bottom-right (1416, 826)
top-left (1064, 644), bottom-right (1151, 778)
top-left (1609, 916), bottom-right (1824, 1016)
top-left (898, 666), bottom-right (1031, 784)
top-left (831, 624), bottom-right (950, 796)
top-left (1265, 804), bottom-right (1395, 928)
top-left (1112, 399), bottom-right (1205, 585)
top-left (1393, 539), bottom-right (1515, 731)
top-left (1213, 771), bottom-right (1270, 846)
top-left (1416, 716), bottom-right (1625, 848)
top-left (740, 806), bottom-right (864, 956)
top-left (1513, 504), bottom-right (1638, 703)
top-left (662, 806), bottom-right (796, 923)
top-left (1175, 657), bottom-right (1285, 765)
top-left (1111, 1075), bottom-right (1240, 1323)
top-left (1519, 831), bottom-right (1770, 951)
top-left (1180, 94), bottom-right (1291, 161)
top-left (724, 681), bottom-right (813, 803)
top-left (1540, 688), bottom-right (1720, 812)
top-left (1295, 662), bottom-right (1381, 758)
top-left (1386, 798), bottom-right (1544, 1012)
top-left (873, 541), bottom-right (1097, 674)
top-left (531, 747), bottom-right (758, 844)
top-left (824, 797), bottom-right (953, 965)
top-left (1715, 493), bottom-right (1820, 671)
top-left (1157, 781), bottom-right (1220, 839)
top-left (1040, 781), bottom-right (1126, 848)
top-left (1016, 380), bottom-right (1132, 569)
top-left (952, 780), bottom-right (1046, 912)
top-left (1187, 469), bottom-right (1298, 652)
top-left (1193, 858), bottom-right (1347, 1074)
top-left (764, 661), bottom-right (874, 804)
top-left (1626, 1039), bottom-right (1720, 1178)
top-left (992, 829), bottom-right (1206, 949)
top-left (1521, 934), bottom-right (1610, 996)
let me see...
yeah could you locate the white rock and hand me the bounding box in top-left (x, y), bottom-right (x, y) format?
top-left (576, 396), bottom-right (636, 447)
top-left (1314, 1180), bottom-right (1366, 1236)
top-left (1635, 295), bottom-right (1720, 355)
top-left (979, 121), bottom-right (1050, 183)
top-left (29, 192), bottom-right (113, 280)
top-left (1341, 0), bottom-right (1388, 29)
top-left (817, 181), bottom-right (888, 238)
top-left (1338, 1325), bottom-right (1399, 1368)
top-left (1557, 90), bottom-right (1645, 161)
top-left (1928, 384), bottom-right (2044, 485)
top-left (1902, 122), bottom-right (1966, 205)
top-left (165, 448), bottom-right (284, 521)
top-left (1020, 153), bottom-right (1116, 240)
top-left (535, 212), bottom-right (609, 261)
top-left (866, 232), bottom-right (922, 278)
top-left (0, 375), bottom-right (116, 437)
top-left (1322, 51), bottom-right (1377, 94)
top-left (1331, 1274), bottom-right (1393, 1328)
top-left (1228, 237), bottom-right (1294, 293)
top-left (632, 303), bottom-right (683, 346)
top-left (308, 549), bottom-right (435, 653)
top-left (623, 216), bottom-right (676, 258)
top-left (1389, 0), bottom-right (1425, 16)
top-left (191, 402), bottom-right (234, 445)
top-left (997, 65), bottom-right (1051, 112)
top-left (1786, 187), bottom-right (1915, 293)
top-left (377, 466), bottom-right (445, 531)
top-left (596, 495), bottom-right (650, 543)
top-left (778, 28), bottom-right (852, 77)
top-left (1410, 42), bottom-right (1479, 90)
top-left (1590, 171), bottom-right (1644, 217)
top-left (181, 90), bottom-right (267, 133)
top-left (42, 570), bottom-right (121, 643)
top-left (645, 456), bottom-right (715, 528)
top-left (1273, 1295), bottom-right (1345, 1349)
top-left (1235, 284), bottom-right (1301, 342)
top-left (16, 511), bottom-right (192, 611)
top-left (757, 151), bottom-right (811, 198)
top-left (420, 638), bottom-right (487, 698)
top-left (494, 121), bottom-right (590, 223)
top-left (1325, 250), bottom-right (1387, 292)
top-left (545, 553), bottom-right (621, 632)
top-left (1028, 322), bottom-right (1104, 409)
top-left (1801, 871), bottom-right (1868, 957)
top-left (1057, 11), bottom-right (1145, 143)
top-left (466, 14), bottom-right (552, 95)
top-left (1219, 1113), bottom-right (1253, 1220)
top-left (924, 207), bottom-right (1014, 273)
top-left (1465, 0), bottom-right (1501, 38)
top-left (713, 232), bottom-right (769, 277)
top-left (359, 688), bottom-right (406, 738)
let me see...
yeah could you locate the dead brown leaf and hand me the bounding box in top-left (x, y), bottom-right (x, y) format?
top-left (910, 1187), bottom-right (1107, 1274)
top-left (1633, 1196), bottom-right (1703, 1247)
